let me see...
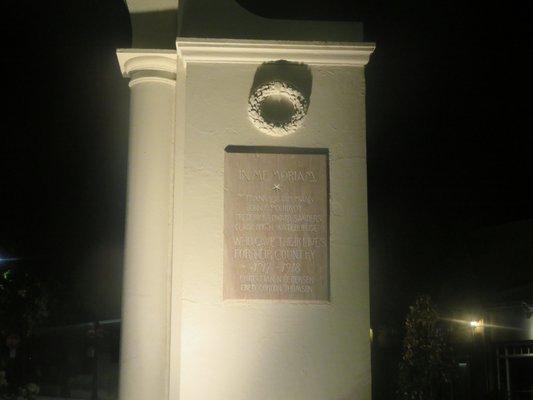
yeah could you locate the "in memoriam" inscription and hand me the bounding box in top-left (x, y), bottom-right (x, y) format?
top-left (223, 150), bottom-right (329, 301)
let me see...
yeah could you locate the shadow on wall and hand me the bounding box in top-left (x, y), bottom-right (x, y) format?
top-left (126, 0), bottom-right (363, 49)
top-left (130, 10), bottom-right (177, 48)
top-left (177, 0), bottom-right (363, 41)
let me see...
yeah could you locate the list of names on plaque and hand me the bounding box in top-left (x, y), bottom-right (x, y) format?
top-left (224, 150), bottom-right (329, 301)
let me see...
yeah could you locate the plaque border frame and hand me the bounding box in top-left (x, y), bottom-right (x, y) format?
top-left (223, 145), bottom-right (330, 303)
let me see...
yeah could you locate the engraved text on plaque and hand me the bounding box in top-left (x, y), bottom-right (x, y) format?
top-left (224, 149), bottom-right (329, 301)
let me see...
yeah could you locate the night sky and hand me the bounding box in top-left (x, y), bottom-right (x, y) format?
top-left (1, 0), bottom-right (531, 327)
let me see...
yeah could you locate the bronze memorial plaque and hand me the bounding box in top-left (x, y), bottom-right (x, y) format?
top-left (224, 148), bottom-right (329, 301)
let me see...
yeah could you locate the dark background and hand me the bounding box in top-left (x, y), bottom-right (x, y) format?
top-left (1, 1), bottom-right (131, 322)
top-left (0, 0), bottom-right (531, 389)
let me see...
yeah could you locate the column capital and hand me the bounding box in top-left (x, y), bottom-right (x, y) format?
top-left (117, 49), bottom-right (177, 87)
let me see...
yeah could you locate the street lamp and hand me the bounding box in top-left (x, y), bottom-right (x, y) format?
top-left (470, 320), bottom-right (482, 328)
top-left (0, 255), bottom-right (19, 265)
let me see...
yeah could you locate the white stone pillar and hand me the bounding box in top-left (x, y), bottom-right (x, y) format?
top-left (171, 39), bottom-right (375, 400)
top-left (116, 50), bottom-right (177, 400)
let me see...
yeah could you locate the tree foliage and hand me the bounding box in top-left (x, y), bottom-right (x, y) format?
top-left (397, 295), bottom-right (455, 400)
top-left (0, 268), bottom-right (55, 338)
top-left (0, 267), bottom-right (54, 399)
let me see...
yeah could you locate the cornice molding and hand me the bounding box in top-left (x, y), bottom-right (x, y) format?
top-left (176, 38), bottom-right (375, 67)
top-left (117, 49), bottom-right (177, 77)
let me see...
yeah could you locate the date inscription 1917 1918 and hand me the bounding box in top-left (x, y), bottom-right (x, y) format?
top-left (224, 149), bottom-right (329, 301)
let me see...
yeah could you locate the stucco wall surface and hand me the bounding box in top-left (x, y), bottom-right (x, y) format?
top-left (172, 62), bottom-right (370, 400)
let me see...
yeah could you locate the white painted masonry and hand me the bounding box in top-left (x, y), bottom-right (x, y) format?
top-left (118, 36), bottom-right (374, 400)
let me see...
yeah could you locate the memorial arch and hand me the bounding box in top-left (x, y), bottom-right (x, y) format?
top-left (117, 1), bottom-right (374, 399)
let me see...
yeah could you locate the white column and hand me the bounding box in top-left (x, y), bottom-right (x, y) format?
top-left (116, 50), bottom-right (177, 400)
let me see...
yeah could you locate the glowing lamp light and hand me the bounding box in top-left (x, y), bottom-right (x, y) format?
top-left (0, 255), bottom-right (19, 265)
top-left (469, 320), bottom-right (484, 330)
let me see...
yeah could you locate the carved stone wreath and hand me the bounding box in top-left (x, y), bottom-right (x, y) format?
top-left (248, 81), bottom-right (309, 137)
